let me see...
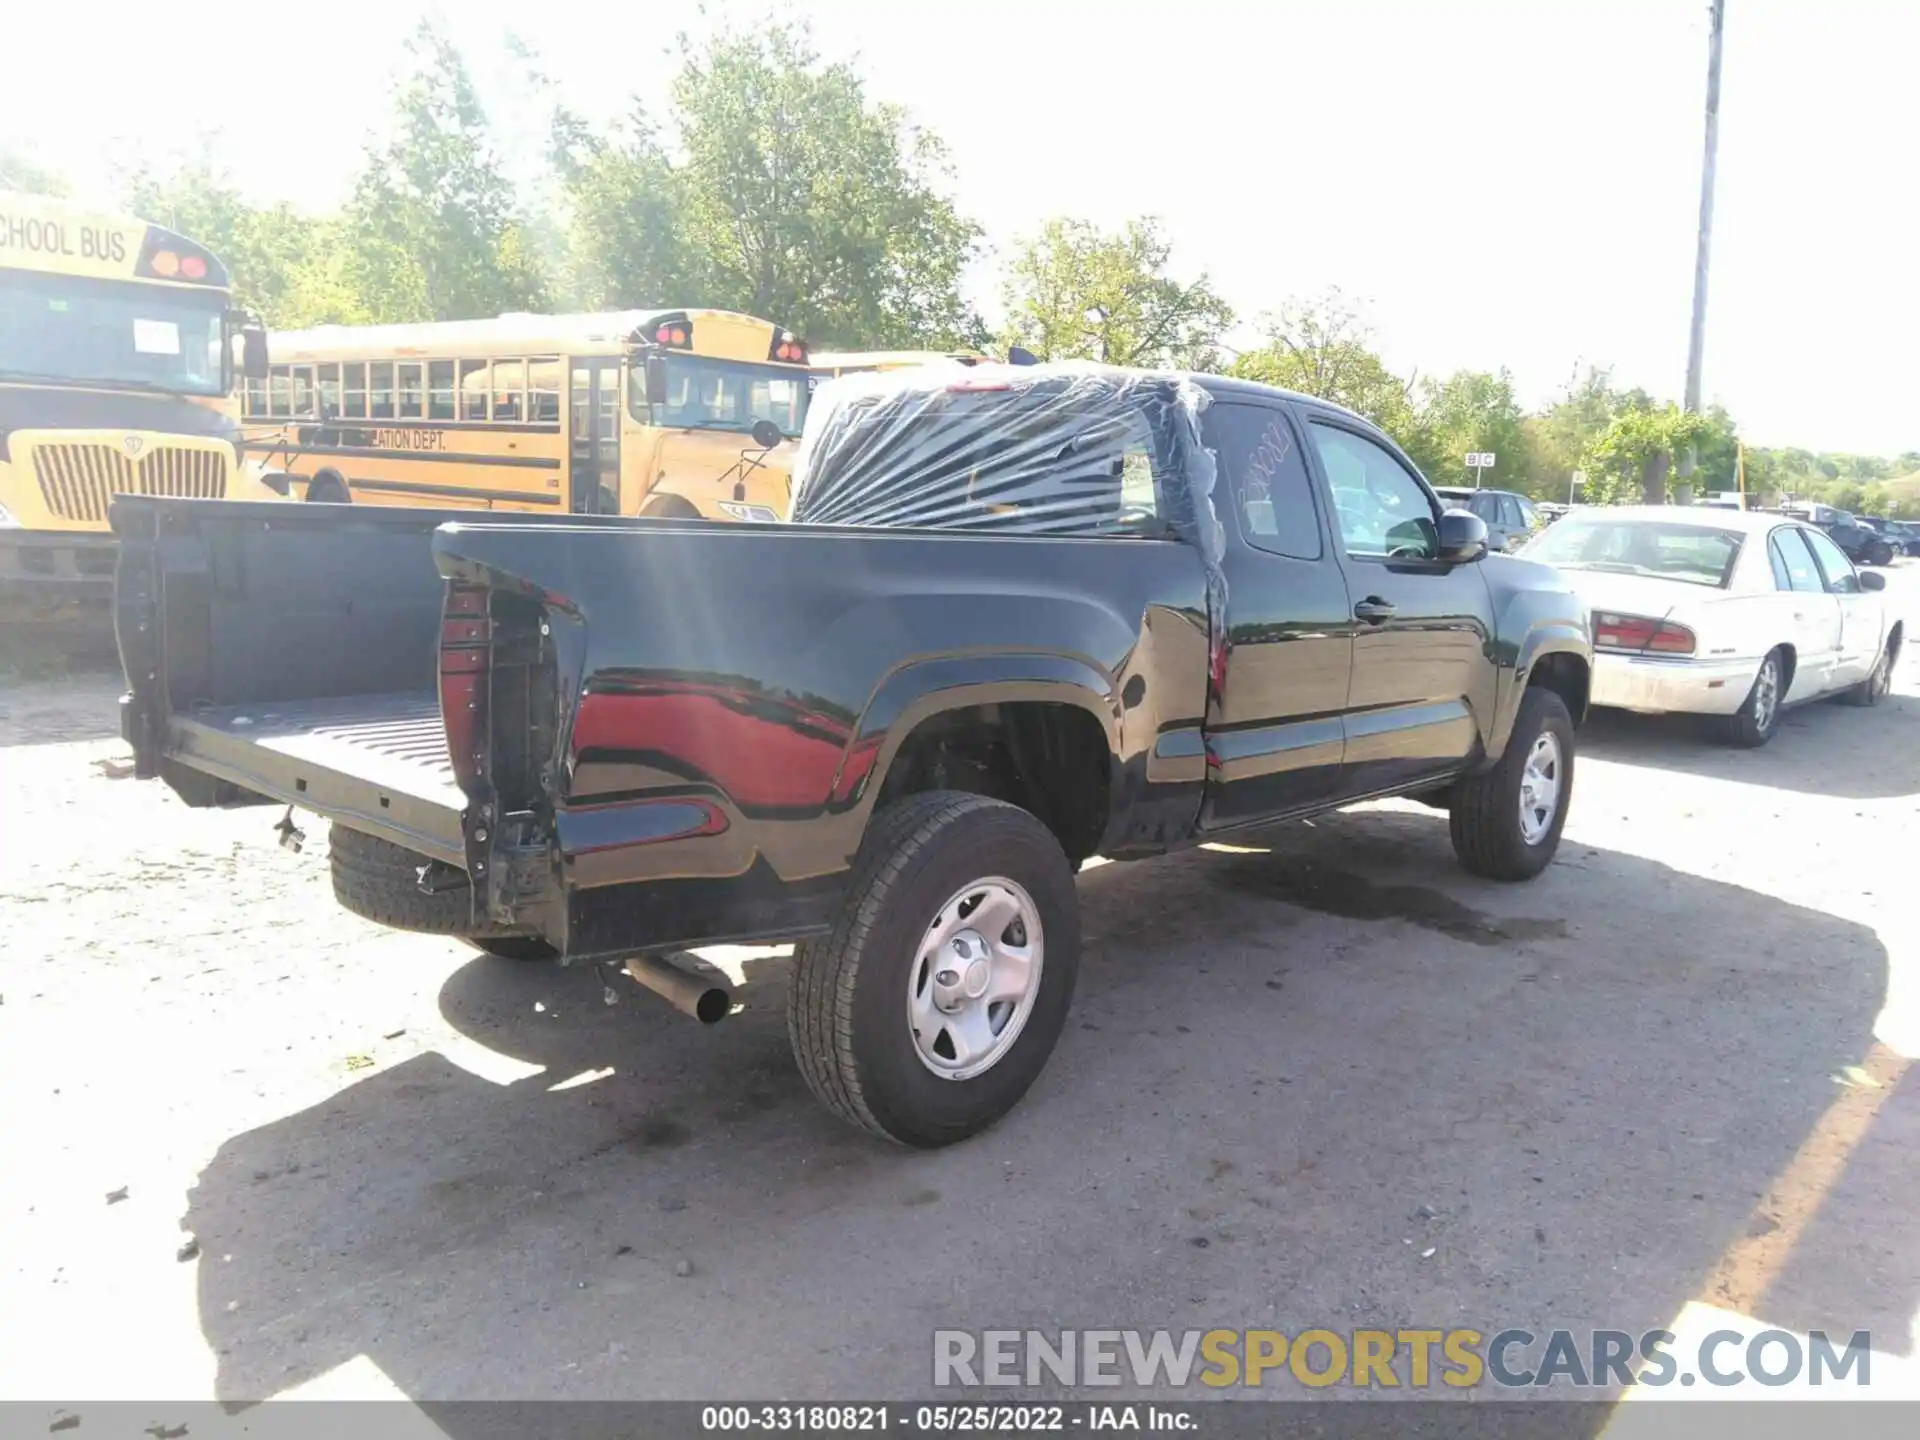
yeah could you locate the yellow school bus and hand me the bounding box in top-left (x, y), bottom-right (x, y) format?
top-left (1, 189), bottom-right (272, 613)
top-left (244, 309), bottom-right (812, 521)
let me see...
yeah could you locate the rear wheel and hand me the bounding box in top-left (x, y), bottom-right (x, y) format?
top-left (1869, 542), bottom-right (1894, 567)
top-left (1448, 687), bottom-right (1574, 881)
top-left (788, 791), bottom-right (1080, 1147)
top-left (1722, 648), bottom-right (1786, 747)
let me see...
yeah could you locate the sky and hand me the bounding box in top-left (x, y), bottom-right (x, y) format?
top-left (5, 0), bottom-right (1916, 458)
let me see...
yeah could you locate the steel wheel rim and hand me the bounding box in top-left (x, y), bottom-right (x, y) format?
top-left (907, 876), bottom-right (1045, 1081)
top-left (1517, 731), bottom-right (1562, 846)
top-left (1751, 657), bottom-right (1780, 731)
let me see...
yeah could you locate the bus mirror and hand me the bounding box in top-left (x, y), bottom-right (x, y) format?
top-left (644, 353), bottom-right (669, 408)
top-left (750, 418), bottom-right (782, 451)
top-left (1007, 345), bottom-right (1040, 367)
top-left (240, 325), bottom-right (269, 380)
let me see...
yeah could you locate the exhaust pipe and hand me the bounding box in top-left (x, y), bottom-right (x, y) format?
top-left (625, 953), bottom-right (736, 1025)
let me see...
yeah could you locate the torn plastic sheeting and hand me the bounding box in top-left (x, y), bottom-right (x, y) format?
top-left (790, 362), bottom-right (1222, 568)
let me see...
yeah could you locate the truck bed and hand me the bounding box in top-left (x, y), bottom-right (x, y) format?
top-left (167, 692), bottom-right (465, 864)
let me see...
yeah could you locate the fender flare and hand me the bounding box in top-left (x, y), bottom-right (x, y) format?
top-left (1488, 622), bottom-right (1590, 759)
top-left (839, 651), bottom-right (1121, 829)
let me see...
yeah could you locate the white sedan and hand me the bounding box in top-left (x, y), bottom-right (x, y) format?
top-left (1520, 507), bottom-right (1904, 746)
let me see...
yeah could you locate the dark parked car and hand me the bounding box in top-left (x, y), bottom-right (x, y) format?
top-left (1820, 516), bottom-right (1896, 567)
top-left (112, 367), bottom-right (1592, 1146)
top-left (1433, 486), bottom-right (1540, 552)
top-left (1859, 517), bottom-right (1920, 557)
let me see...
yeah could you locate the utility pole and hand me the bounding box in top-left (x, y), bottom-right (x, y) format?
top-left (1683, 0), bottom-right (1726, 428)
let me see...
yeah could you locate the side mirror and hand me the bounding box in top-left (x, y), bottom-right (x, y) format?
top-left (257, 471), bottom-right (293, 497)
top-left (1436, 509), bottom-right (1489, 564)
top-left (240, 324), bottom-right (269, 380)
top-left (644, 353), bottom-right (669, 408)
top-left (749, 418), bottom-right (783, 451)
top-left (1859, 569), bottom-right (1887, 592)
top-left (1006, 346), bottom-right (1039, 367)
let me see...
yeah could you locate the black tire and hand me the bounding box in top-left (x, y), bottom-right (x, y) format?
top-left (1869, 542), bottom-right (1893, 567)
top-left (1841, 632), bottom-right (1899, 707)
top-left (328, 824), bottom-right (529, 938)
top-left (788, 791), bottom-right (1080, 1147)
top-left (461, 936), bottom-right (560, 962)
top-left (1721, 647), bottom-right (1787, 747)
top-left (639, 493), bottom-right (701, 520)
top-left (305, 469), bottom-right (351, 504)
top-left (1448, 686), bottom-right (1575, 881)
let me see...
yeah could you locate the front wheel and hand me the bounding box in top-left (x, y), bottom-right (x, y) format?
top-left (1841, 638), bottom-right (1897, 707)
top-left (1870, 543), bottom-right (1894, 567)
top-left (1448, 687), bottom-right (1575, 881)
top-left (788, 791), bottom-right (1080, 1147)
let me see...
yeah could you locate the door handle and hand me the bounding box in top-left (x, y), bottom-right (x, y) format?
top-left (1353, 598), bottom-right (1397, 624)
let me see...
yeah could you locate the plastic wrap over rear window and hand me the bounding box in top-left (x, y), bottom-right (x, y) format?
top-left (790, 363), bottom-right (1220, 562)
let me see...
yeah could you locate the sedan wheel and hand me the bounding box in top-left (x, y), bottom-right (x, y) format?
top-left (1723, 650), bottom-right (1784, 748)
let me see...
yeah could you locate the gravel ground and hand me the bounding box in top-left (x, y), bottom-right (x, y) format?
top-left (3, 572), bottom-right (1918, 1427)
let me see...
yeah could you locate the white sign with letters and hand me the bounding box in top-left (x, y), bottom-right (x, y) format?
top-left (1465, 451), bottom-right (1496, 470)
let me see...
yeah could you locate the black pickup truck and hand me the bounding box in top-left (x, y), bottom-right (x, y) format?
top-left (114, 366), bottom-right (1591, 1146)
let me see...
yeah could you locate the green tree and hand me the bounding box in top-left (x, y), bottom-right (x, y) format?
top-left (345, 21), bottom-right (549, 322)
top-left (682, 23), bottom-right (980, 345)
top-left (1228, 289), bottom-right (1415, 438)
top-left (121, 160), bottom-right (368, 326)
top-left (554, 106), bottom-right (705, 312)
top-left (555, 23), bottom-right (982, 346)
top-left (1522, 365), bottom-right (1617, 499)
top-left (1403, 369), bottom-right (1528, 491)
top-left (1583, 402), bottom-right (1708, 505)
top-left (1, 148), bottom-right (66, 196)
top-left (999, 216), bottom-right (1232, 368)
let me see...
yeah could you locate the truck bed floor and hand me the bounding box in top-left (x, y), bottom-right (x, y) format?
top-left (170, 692), bottom-right (467, 863)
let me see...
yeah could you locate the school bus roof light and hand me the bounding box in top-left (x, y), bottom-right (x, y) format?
top-left (654, 324), bottom-right (691, 348)
top-left (768, 331), bottom-right (808, 365)
top-left (180, 254), bottom-right (207, 281)
top-left (149, 250), bottom-right (181, 278)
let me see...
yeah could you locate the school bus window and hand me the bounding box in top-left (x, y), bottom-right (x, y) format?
top-left (342, 361), bottom-right (368, 419)
top-left (493, 359), bottom-right (526, 422)
top-left (369, 361), bottom-right (395, 420)
top-left (268, 368), bottom-right (293, 418)
top-left (397, 362), bottom-right (424, 420)
top-left (529, 357), bottom-right (561, 423)
top-left (427, 360), bottom-right (455, 421)
top-left (291, 365), bottom-right (315, 417)
top-left (244, 375), bottom-right (266, 418)
top-left (458, 359), bottom-right (488, 420)
top-left (318, 362), bottom-right (342, 417)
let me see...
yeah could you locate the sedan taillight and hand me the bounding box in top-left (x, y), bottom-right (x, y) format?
top-left (1593, 611), bottom-right (1696, 655)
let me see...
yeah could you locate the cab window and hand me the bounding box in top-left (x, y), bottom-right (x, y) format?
top-left (1308, 423), bottom-right (1437, 560)
top-left (1203, 402), bottom-right (1321, 560)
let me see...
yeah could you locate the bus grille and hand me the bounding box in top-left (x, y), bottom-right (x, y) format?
top-left (32, 444), bottom-right (230, 523)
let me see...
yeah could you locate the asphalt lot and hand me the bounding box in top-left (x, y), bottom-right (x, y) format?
top-left (3, 568), bottom-right (1918, 1428)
